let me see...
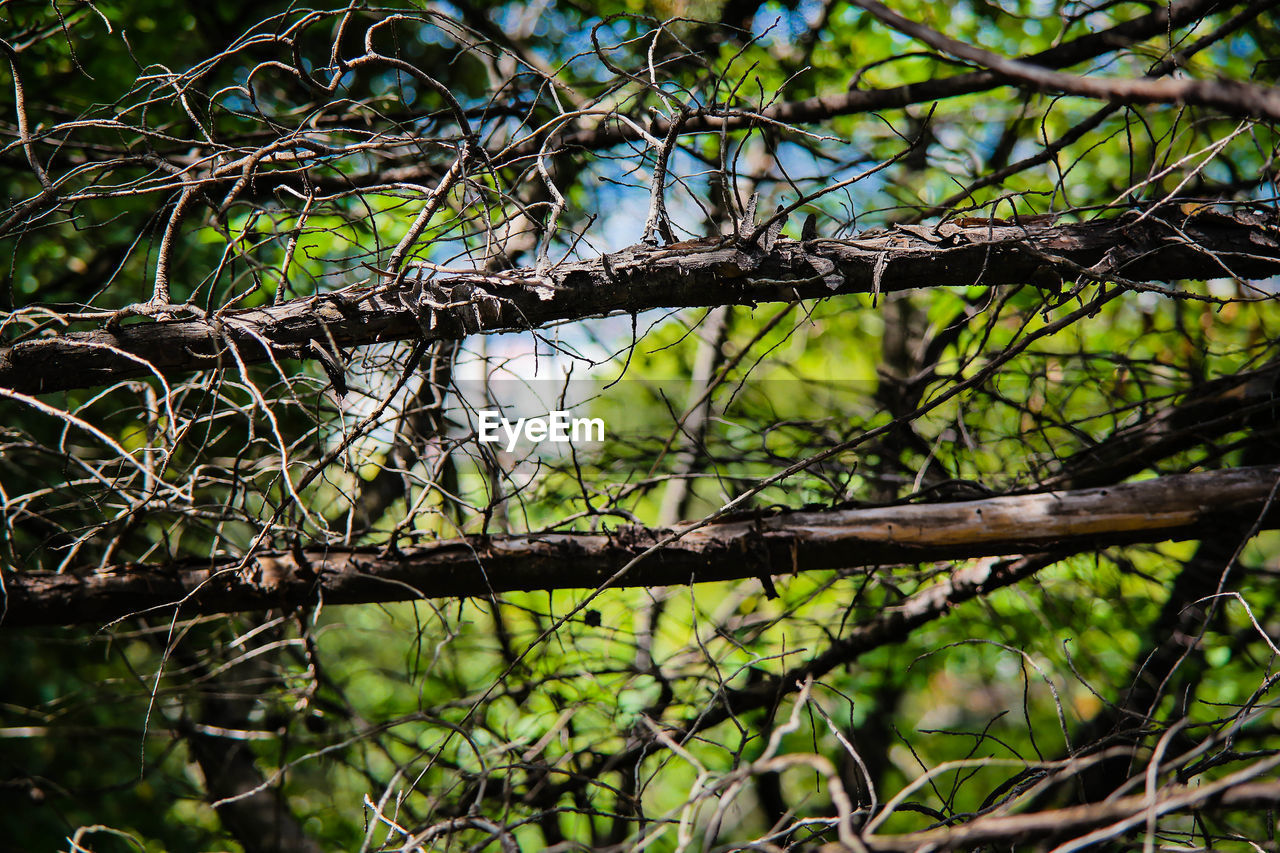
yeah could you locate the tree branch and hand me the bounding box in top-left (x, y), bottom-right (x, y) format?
top-left (96, 0), bottom-right (1227, 200)
top-left (3, 465), bottom-right (1277, 628)
top-left (850, 0), bottom-right (1280, 121)
top-left (863, 778), bottom-right (1280, 852)
top-left (1044, 357), bottom-right (1280, 489)
top-left (3, 210), bottom-right (1277, 394)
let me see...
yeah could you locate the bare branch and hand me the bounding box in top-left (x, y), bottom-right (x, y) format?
top-left (4, 465), bottom-right (1277, 627)
top-left (4, 211), bottom-right (1277, 394)
top-left (852, 0), bottom-right (1280, 122)
top-left (864, 778), bottom-right (1280, 852)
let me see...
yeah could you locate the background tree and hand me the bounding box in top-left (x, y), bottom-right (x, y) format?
top-left (3, 1), bottom-right (1280, 851)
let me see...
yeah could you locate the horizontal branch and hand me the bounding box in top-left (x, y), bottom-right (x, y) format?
top-left (865, 777), bottom-right (1280, 852)
top-left (3, 465), bottom-right (1277, 629)
top-left (3, 210), bottom-right (1278, 395)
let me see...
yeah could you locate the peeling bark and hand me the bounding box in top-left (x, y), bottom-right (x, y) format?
top-left (2, 211), bottom-right (1277, 395)
top-left (3, 465), bottom-right (1277, 628)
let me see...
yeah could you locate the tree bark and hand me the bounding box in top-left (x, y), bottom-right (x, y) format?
top-left (861, 778), bottom-right (1280, 852)
top-left (3, 465), bottom-right (1277, 628)
top-left (2, 211), bottom-right (1277, 394)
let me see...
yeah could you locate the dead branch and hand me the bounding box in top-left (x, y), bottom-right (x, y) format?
top-left (851, 0), bottom-right (1280, 121)
top-left (3, 210), bottom-right (1277, 395)
top-left (3, 465), bottom-right (1277, 628)
top-left (861, 778), bottom-right (1280, 852)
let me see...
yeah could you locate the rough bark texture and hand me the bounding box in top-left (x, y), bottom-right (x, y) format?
top-left (4, 465), bottom-right (1276, 628)
top-left (2, 210), bottom-right (1277, 395)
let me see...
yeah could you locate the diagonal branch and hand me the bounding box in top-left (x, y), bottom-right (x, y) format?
top-left (850, 0), bottom-right (1280, 120)
top-left (142, 0), bottom-right (1237, 197)
top-left (0, 0), bottom-right (1234, 238)
top-left (1044, 358), bottom-right (1280, 489)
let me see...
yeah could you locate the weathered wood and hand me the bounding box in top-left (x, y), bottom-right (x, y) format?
top-left (863, 778), bottom-right (1280, 852)
top-left (3, 465), bottom-right (1276, 628)
top-left (2, 211), bottom-right (1277, 394)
